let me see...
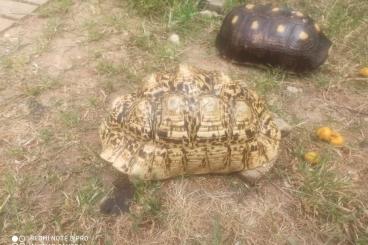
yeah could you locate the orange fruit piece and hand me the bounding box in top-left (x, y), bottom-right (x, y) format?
top-left (304, 151), bottom-right (320, 165)
top-left (316, 127), bottom-right (332, 141)
top-left (359, 67), bottom-right (368, 77)
top-left (329, 132), bottom-right (344, 145)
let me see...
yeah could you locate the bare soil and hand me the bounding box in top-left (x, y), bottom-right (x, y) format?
top-left (0, 0), bottom-right (367, 244)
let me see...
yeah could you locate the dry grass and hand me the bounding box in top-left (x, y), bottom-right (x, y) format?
top-left (0, 0), bottom-right (368, 244)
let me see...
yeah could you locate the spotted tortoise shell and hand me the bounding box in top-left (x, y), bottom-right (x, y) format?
top-left (99, 65), bottom-right (281, 180)
top-left (216, 4), bottom-right (332, 71)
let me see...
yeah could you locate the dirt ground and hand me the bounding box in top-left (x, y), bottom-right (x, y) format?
top-left (0, 0), bottom-right (367, 244)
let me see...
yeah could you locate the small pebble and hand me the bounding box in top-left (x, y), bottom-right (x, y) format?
top-left (168, 33), bottom-right (180, 45)
top-left (199, 10), bottom-right (220, 18)
top-left (203, 0), bottom-right (226, 13)
top-left (286, 86), bottom-right (302, 93)
top-left (348, 170), bottom-right (359, 181)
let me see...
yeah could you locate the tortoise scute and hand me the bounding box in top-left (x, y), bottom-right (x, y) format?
top-left (99, 65), bottom-right (281, 180)
top-left (158, 94), bottom-right (186, 141)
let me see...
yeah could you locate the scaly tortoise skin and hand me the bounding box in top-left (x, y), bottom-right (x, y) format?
top-left (100, 64), bottom-right (281, 181)
top-left (216, 4), bottom-right (332, 71)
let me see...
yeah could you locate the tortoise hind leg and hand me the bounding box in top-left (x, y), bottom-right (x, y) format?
top-left (237, 158), bottom-right (276, 186)
top-left (100, 173), bottom-right (135, 215)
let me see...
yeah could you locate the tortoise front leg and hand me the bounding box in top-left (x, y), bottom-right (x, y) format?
top-left (100, 173), bottom-right (135, 215)
top-left (237, 114), bottom-right (290, 185)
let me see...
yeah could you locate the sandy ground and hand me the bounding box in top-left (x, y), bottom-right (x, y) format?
top-left (0, 0), bottom-right (367, 244)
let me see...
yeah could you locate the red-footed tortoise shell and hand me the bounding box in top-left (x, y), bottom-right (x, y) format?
top-left (216, 4), bottom-right (332, 71)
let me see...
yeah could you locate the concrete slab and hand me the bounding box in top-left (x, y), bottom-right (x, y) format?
top-left (0, 17), bottom-right (15, 32)
top-left (0, 0), bottom-right (38, 19)
top-left (202, 0), bottom-right (226, 13)
top-left (25, 0), bottom-right (49, 4)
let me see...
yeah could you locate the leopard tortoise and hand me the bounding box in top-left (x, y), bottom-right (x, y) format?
top-left (99, 64), bottom-right (282, 214)
top-left (216, 4), bottom-right (332, 71)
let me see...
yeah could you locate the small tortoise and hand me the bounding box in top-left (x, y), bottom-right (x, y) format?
top-left (216, 4), bottom-right (332, 71)
top-left (99, 64), bottom-right (281, 214)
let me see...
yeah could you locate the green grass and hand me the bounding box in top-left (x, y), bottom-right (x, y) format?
top-left (324, 0), bottom-right (368, 39)
top-left (133, 180), bottom-right (162, 214)
top-left (95, 55), bottom-right (146, 94)
top-left (6, 146), bottom-right (28, 161)
top-left (223, 0), bottom-right (247, 12)
top-left (23, 76), bottom-right (60, 97)
top-left (156, 43), bottom-right (180, 61)
top-left (0, 170), bottom-right (44, 235)
top-left (83, 13), bottom-right (129, 43)
top-left (166, 0), bottom-right (200, 28)
top-left (130, 180), bottom-right (163, 230)
top-left (85, 21), bottom-right (106, 42)
top-left (100, 79), bottom-right (115, 94)
top-left (96, 60), bottom-right (123, 76)
top-left (88, 96), bottom-right (99, 108)
top-left (297, 161), bottom-right (352, 223)
top-left (357, 235), bottom-right (368, 245)
top-left (252, 67), bottom-right (286, 95)
top-left (38, 0), bottom-right (73, 18)
top-left (25, 86), bottom-right (43, 97)
top-left (211, 215), bottom-right (223, 245)
top-left (2, 172), bottom-right (17, 196)
top-left (43, 18), bottom-right (63, 41)
top-left (132, 31), bottom-right (155, 51)
top-left (76, 178), bottom-right (105, 215)
top-left (0, 55), bottom-right (30, 72)
top-left (104, 13), bottom-right (128, 33)
top-left (38, 128), bottom-right (54, 143)
top-left (37, 18), bottom-right (64, 52)
top-left (131, 30), bottom-right (182, 63)
top-left (295, 159), bottom-right (368, 243)
top-left (128, 0), bottom-right (199, 20)
top-left (125, 0), bottom-right (220, 72)
top-left (0, 56), bottom-right (13, 70)
top-left (59, 110), bottom-right (80, 128)
top-left (127, 0), bottom-right (208, 34)
top-left (307, 72), bottom-right (335, 88)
